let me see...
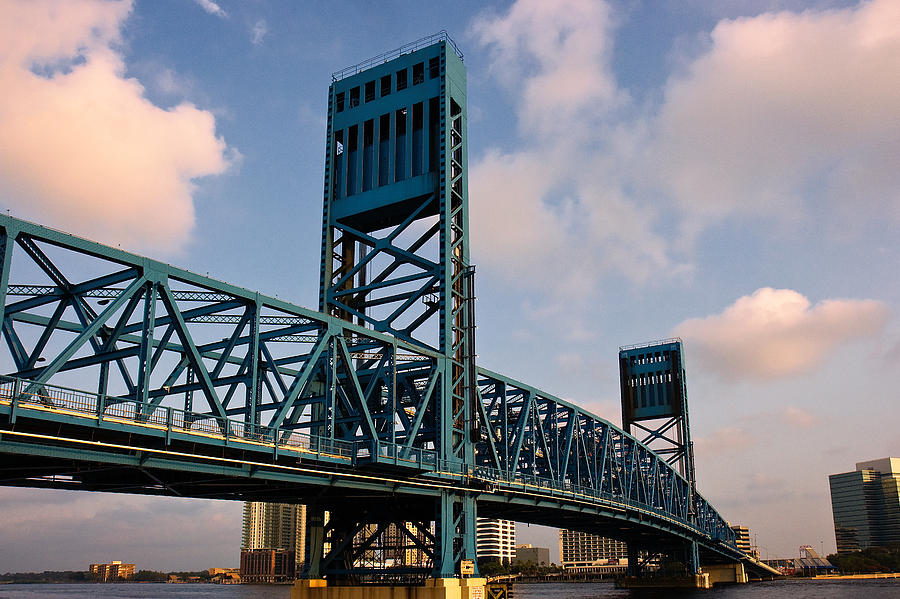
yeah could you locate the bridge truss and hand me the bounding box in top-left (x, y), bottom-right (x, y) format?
top-left (0, 32), bottom-right (770, 587)
top-left (0, 213), bottom-right (742, 570)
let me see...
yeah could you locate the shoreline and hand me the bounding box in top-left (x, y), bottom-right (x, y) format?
top-left (812, 573), bottom-right (900, 580)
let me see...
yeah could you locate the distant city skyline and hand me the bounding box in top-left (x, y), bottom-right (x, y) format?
top-left (1, 0), bottom-right (899, 572)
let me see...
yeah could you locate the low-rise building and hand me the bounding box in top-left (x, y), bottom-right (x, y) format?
top-left (89, 561), bottom-right (135, 581)
top-left (240, 548), bottom-right (295, 583)
top-left (513, 544), bottom-right (550, 566)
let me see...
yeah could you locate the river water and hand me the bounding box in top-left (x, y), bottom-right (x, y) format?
top-left (0, 580), bottom-right (897, 598)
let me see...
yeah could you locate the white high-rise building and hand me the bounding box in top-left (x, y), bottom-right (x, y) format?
top-left (558, 529), bottom-right (627, 569)
top-left (241, 502), bottom-right (307, 564)
top-left (476, 518), bottom-right (515, 563)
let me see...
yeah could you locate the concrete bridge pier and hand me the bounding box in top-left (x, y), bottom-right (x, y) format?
top-left (291, 577), bottom-right (486, 599)
top-left (703, 562), bottom-right (749, 585)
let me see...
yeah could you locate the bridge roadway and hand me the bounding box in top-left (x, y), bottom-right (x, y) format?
top-left (0, 213), bottom-right (776, 581)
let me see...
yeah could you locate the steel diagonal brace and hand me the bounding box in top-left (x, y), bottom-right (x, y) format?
top-left (509, 391), bottom-right (533, 475)
top-left (2, 318), bottom-right (28, 370)
top-left (476, 386), bottom-right (501, 469)
top-left (267, 334), bottom-right (330, 431)
top-left (559, 410), bottom-right (576, 481)
top-left (400, 367), bottom-right (439, 458)
top-left (3, 269), bottom-right (139, 316)
top-left (336, 336), bottom-right (378, 442)
top-left (24, 276), bottom-right (148, 394)
top-left (157, 284), bottom-right (228, 421)
top-left (333, 222), bottom-right (438, 273)
top-left (534, 398), bottom-right (556, 480)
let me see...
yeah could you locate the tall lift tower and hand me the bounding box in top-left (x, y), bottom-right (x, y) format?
top-left (305, 32), bottom-right (479, 584)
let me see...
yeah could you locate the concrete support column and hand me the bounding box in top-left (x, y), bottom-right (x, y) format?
top-left (703, 563), bottom-right (748, 585)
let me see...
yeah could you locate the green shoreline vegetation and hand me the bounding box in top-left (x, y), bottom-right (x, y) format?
top-left (826, 545), bottom-right (900, 574)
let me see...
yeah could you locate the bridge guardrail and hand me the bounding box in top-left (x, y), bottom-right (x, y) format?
top-left (0, 375), bottom-right (737, 548)
top-left (0, 376), bottom-right (355, 461)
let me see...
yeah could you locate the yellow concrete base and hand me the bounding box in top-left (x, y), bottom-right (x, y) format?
top-left (704, 563), bottom-right (749, 585)
top-left (291, 578), bottom-right (487, 599)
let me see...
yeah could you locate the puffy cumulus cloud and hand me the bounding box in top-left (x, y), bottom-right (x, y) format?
top-left (471, 0), bottom-right (621, 137)
top-left (674, 288), bottom-right (890, 381)
top-left (469, 0), bottom-right (900, 292)
top-left (0, 0), bottom-right (233, 254)
top-left (647, 0), bottom-right (900, 236)
top-left (469, 0), bottom-right (673, 291)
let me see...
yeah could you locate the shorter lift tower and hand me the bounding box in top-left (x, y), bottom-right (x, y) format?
top-left (619, 339), bottom-right (699, 576)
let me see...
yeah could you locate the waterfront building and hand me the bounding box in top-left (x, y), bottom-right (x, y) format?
top-left (764, 546), bottom-right (836, 576)
top-left (241, 502), bottom-right (306, 576)
top-left (88, 561), bottom-right (135, 581)
top-left (558, 529), bottom-right (627, 570)
top-left (731, 525), bottom-right (753, 555)
top-left (829, 457), bottom-right (900, 553)
top-left (513, 544), bottom-right (550, 566)
top-left (240, 548), bottom-right (295, 583)
top-left (476, 518), bottom-right (515, 563)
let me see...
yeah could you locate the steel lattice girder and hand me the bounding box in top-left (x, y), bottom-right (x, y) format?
top-left (0, 215), bottom-right (444, 453)
top-left (0, 213), bottom-right (740, 564)
top-left (473, 367), bottom-right (736, 546)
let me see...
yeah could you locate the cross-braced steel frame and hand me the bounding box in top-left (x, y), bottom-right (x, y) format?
top-left (0, 212), bottom-right (754, 580)
top-left (0, 31), bottom-right (775, 586)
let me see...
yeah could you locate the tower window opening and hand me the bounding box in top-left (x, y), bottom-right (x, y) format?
top-left (362, 119), bottom-right (374, 192)
top-left (413, 62), bottom-right (424, 85)
top-left (429, 57), bottom-right (440, 79)
top-left (395, 108), bottom-right (407, 182)
top-left (349, 86), bottom-right (360, 108)
top-left (336, 92), bottom-right (345, 113)
top-left (396, 69), bottom-right (407, 90)
top-left (333, 130), bottom-right (344, 198)
top-left (365, 80), bottom-right (375, 103)
top-left (412, 102), bottom-right (424, 176)
top-left (378, 113), bottom-right (391, 187)
top-left (346, 124), bottom-right (358, 196)
top-left (380, 74), bottom-right (391, 97)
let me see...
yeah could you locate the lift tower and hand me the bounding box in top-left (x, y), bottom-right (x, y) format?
top-left (306, 32), bottom-right (478, 584)
top-left (619, 339), bottom-right (699, 577)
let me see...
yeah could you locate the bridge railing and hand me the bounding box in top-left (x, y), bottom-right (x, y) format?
top-left (0, 372), bottom-right (736, 547)
top-left (0, 375), bottom-right (356, 461)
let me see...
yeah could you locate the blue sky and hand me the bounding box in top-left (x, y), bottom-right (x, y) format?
top-left (1, 0), bottom-right (898, 571)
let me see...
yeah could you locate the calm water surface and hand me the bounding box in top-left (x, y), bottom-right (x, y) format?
top-left (1, 580), bottom-right (898, 599)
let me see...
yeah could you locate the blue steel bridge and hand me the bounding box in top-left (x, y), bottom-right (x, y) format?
top-left (0, 32), bottom-right (773, 587)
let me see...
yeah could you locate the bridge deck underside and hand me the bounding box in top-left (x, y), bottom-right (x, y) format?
top-left (0, 404), bottom-right (743, 568)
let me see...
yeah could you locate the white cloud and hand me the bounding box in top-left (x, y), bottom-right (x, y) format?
top-left (673, 287), bottom-right (890, 381)
top-left (251, 19), bottom-right (268, 46)
top-left (470, 0), bottom-right (900, 290)
top-left (0, 0), bottom-right (234, 255)
top-left (645, 0), bottom-right (900, 238)
top-left (469, 0), bottom-right (674, 292)
top-left (194, 0), bottom-right (227, 19)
